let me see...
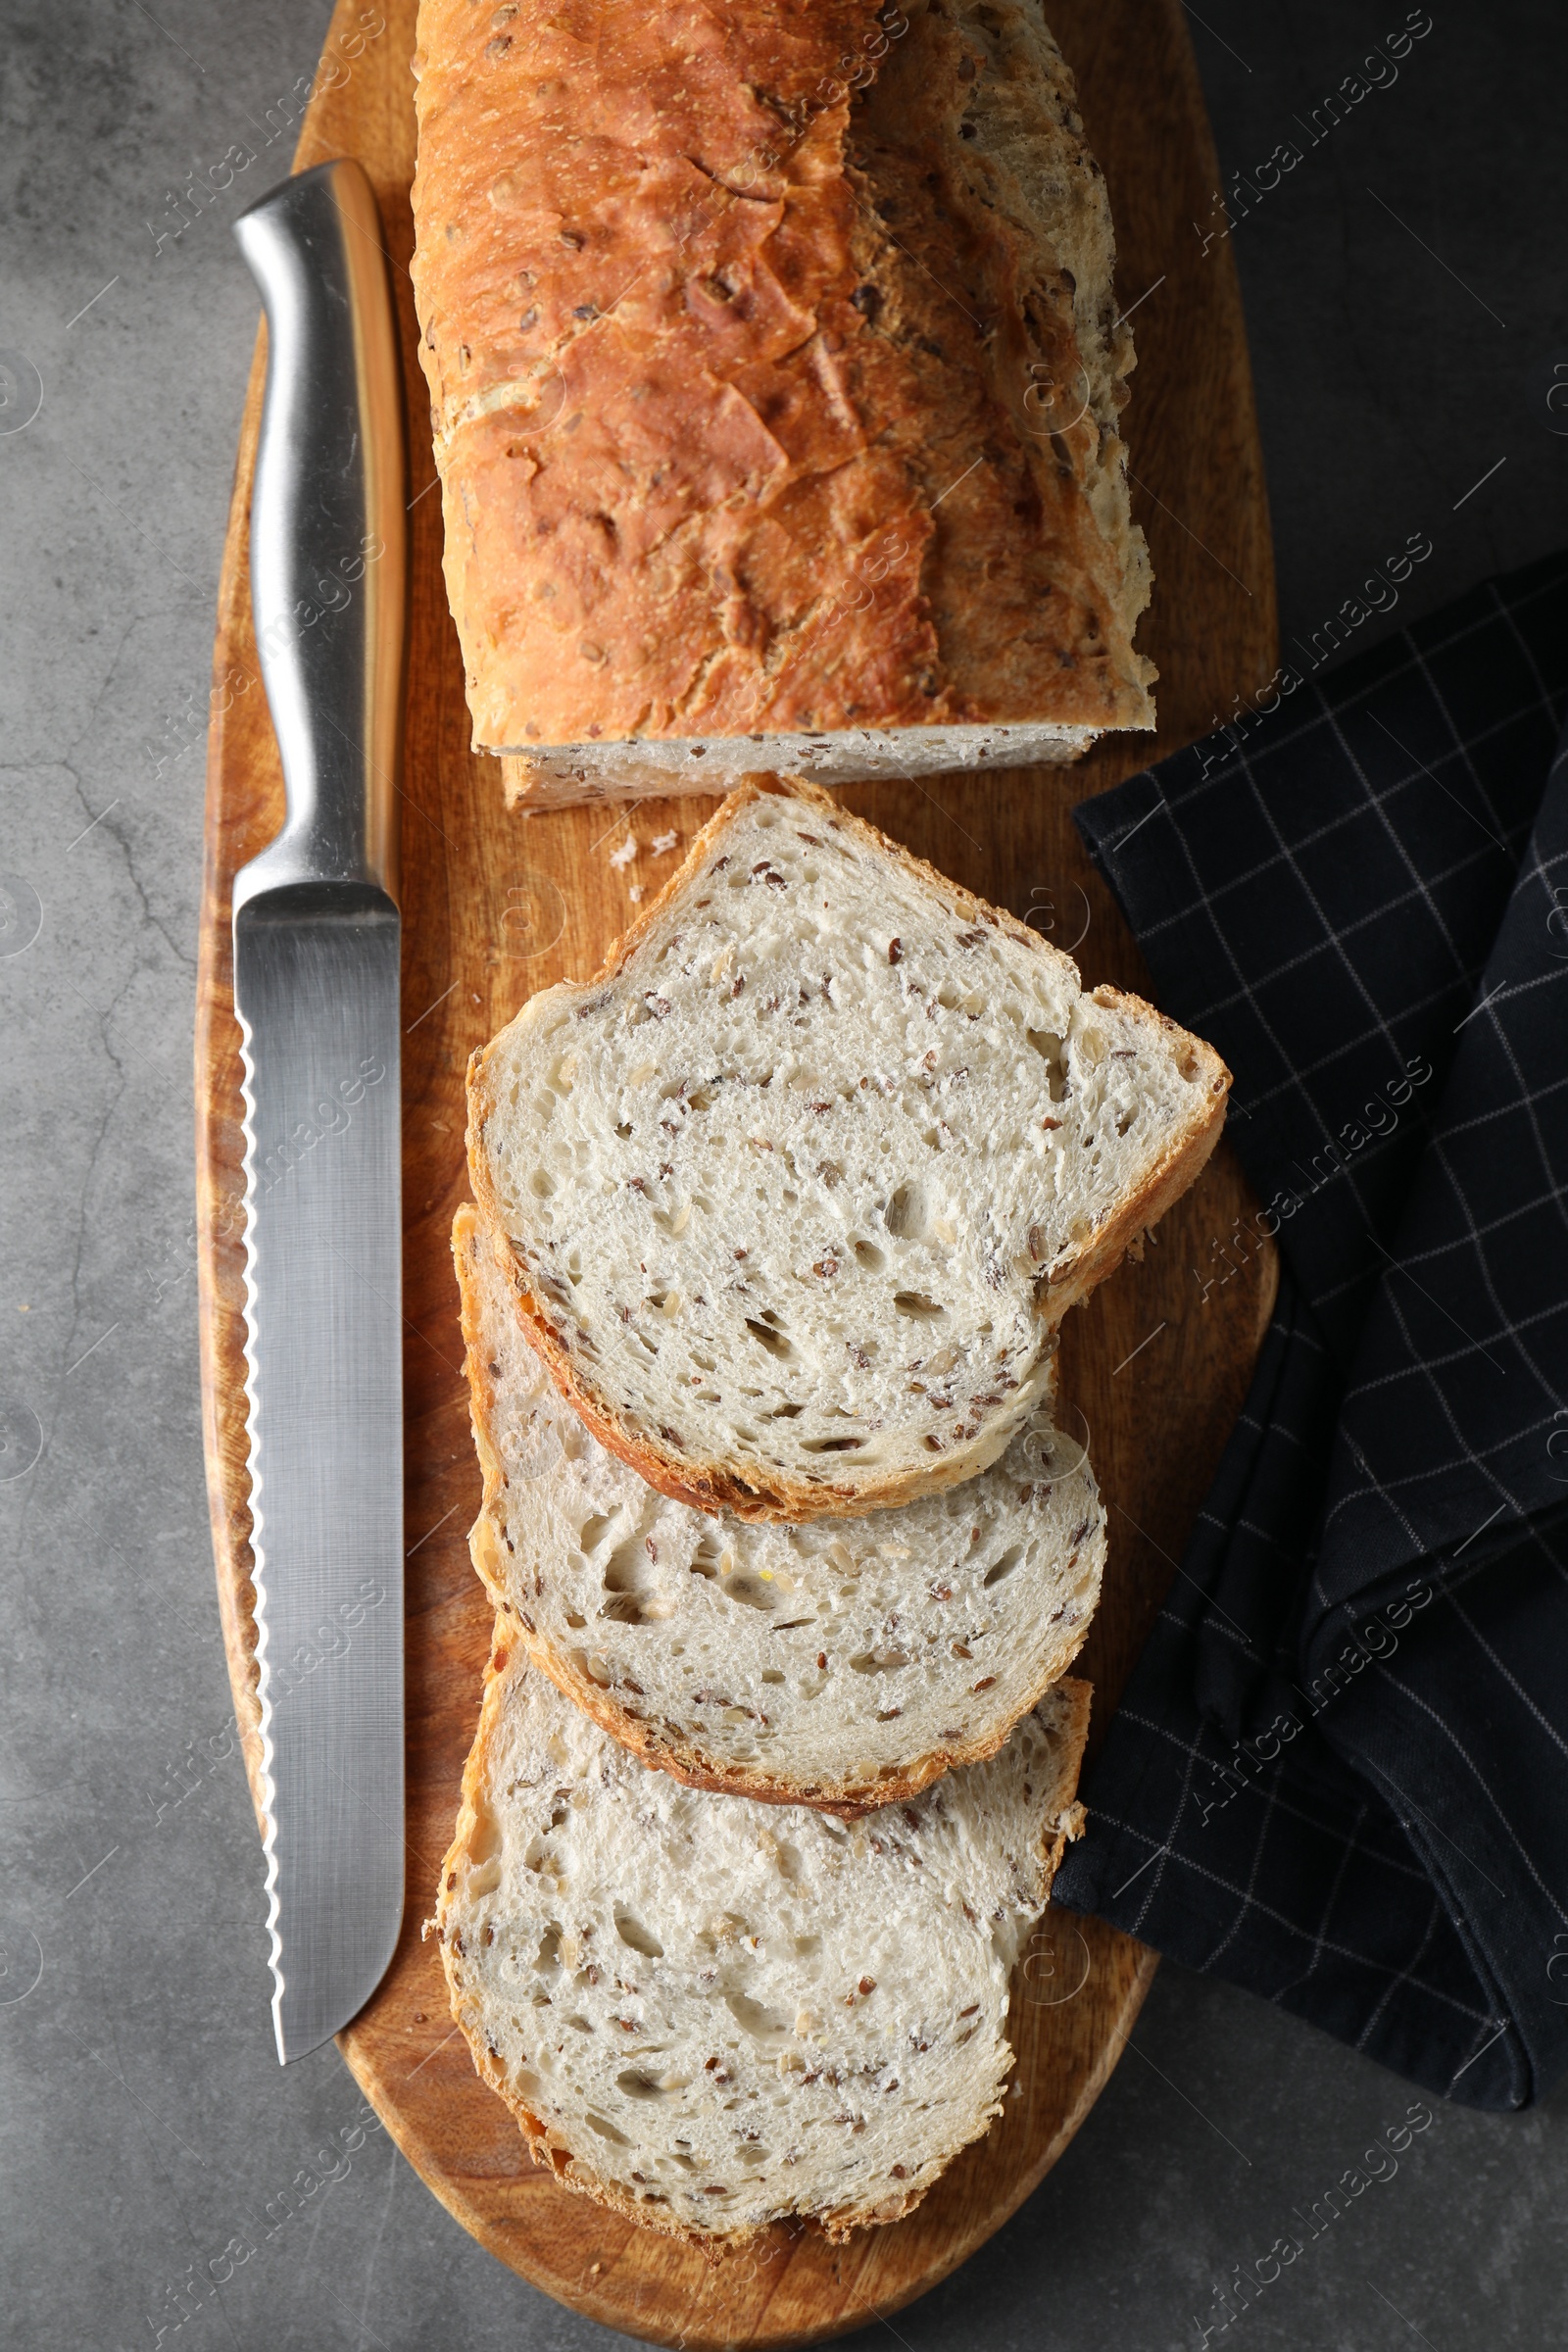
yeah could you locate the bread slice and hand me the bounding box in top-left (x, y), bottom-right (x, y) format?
top-left (456, 1203), bottom-right (1103, 1812)
top-left (468, 778), bottom-right (1229, 1520)
top-left (432, 1647), bottom-right (1090, 2246)
top-left (411, 0), bottom-right (1153, 811)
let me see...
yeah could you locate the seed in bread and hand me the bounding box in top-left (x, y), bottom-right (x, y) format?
top-left (456, 1202), bottom-right (1103, 1810)
top-left (467, 778), bottom-right (1230, 1520)
top-left (432, 1645), bottom-right (1090, 2244)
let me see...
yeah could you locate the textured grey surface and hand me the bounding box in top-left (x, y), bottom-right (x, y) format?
top-left (2, 3), bottom-right (1565, 2348)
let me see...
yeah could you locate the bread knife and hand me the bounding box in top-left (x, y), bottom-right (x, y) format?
top-left (231, 160), bottom-right (407, 2063)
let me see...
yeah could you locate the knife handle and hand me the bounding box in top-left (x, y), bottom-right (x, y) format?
top-left (232, 160), bottom-right (406, 913)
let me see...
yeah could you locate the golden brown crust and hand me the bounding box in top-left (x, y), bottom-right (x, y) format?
top-left (1036, 988), bottom-right (1231, 1315)
top-left (453, 1206), bottom-right (1092, 1813)
top-left (466, 777), bottom-right (1231, 1523)
top-left (432, 1642), bottom-right (1091, 2248)
top-left (1030, 1676), bottom-right (1093, 1875)
top-left (411, 0), bottom-right (1152, 763)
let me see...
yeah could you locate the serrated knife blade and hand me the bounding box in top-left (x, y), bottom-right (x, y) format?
top-left (231, 160), bottom-right (408, 2063)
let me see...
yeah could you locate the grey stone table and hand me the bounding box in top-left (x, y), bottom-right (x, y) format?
top-left (3, 4), bottom-right (1566, 2347)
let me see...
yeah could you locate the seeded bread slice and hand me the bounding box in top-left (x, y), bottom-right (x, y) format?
top-left (456, 1203), bottom-right (1102, 1812)
top-left (468, 777), bottom-right (1229, 1520)
top-left (432, 1646), bottom-right (1090, 2247)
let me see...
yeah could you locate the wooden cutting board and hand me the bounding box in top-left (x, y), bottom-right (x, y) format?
top-left (196, 4), bottom-right (1278, 2341)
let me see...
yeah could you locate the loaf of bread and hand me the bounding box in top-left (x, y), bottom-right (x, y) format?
top-left (468, 778), bottom-right (1229, 1519)
top-left (432, 1643), bottom-right (1090, 2244)
top-left (410, 0), bottom-right (1153, 808)
top-left (456, 1202), bottom-right (1103, 1810)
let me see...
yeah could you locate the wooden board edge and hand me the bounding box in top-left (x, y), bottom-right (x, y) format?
top-left (332, 1929), bottom-right (1160, 2350)
top-left (956, 1939), bottom-right (1162, 2246)
top-left (1159, 24), bottom-right (1278, 692)
top-left (196, 313), bottom-right (271, 1836)
top-left (823, 1937), bottom-right (1164, 2348)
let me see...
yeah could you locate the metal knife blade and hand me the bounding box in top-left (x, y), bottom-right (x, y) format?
top-left (231, 160), bottom-right (408, 2063)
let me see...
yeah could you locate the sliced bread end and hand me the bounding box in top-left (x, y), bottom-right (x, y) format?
top-left (432, 1650), bottom-right (1091, 2248)
top-left (497, 722), bottom-right (1116, 811)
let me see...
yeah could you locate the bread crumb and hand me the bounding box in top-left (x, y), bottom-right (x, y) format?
top-left (652, 830), bottom-right (678, 855)
top-left (609, 835), bottom-right (638, 869)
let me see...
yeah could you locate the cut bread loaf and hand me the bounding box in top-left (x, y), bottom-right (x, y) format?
top-left (468, 778), bottom-right (1229, 1520)
top-left (456, 1202), bottom-right (1103, 1811)
top-left (432, 1646), bottom-right (1090, 2245)
top-left (411, 0), bottom-right (1153, 810)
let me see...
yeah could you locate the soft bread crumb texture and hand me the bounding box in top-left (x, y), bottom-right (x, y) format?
top-left (457, 1204), bottom-right (1104, 1808)
top-left (468, 780), bottom-right (1230, 1519)
top-left (433, 1650), bottom-right (1091, 2245)
top-left (411, 0), bottom-right (1153, 788)
top-left (499, 723), bottom-right (1099, 812)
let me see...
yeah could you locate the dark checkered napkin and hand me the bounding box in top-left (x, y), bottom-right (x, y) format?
top-left (1052, 554), bottom-right (1568, 2110)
